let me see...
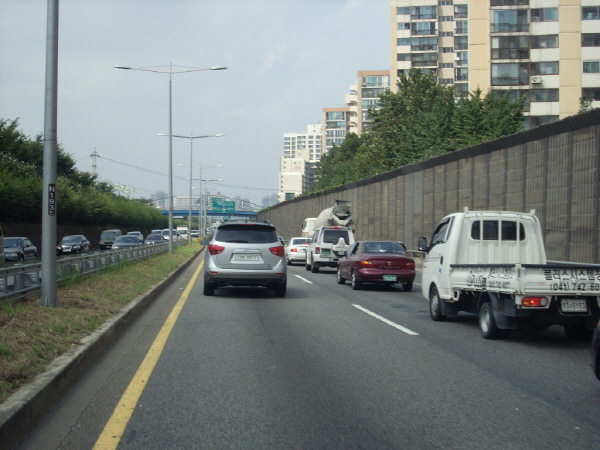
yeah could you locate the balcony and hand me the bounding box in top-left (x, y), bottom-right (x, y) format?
top-left (412, 60), bottom-right (438, 67)
top-left (492, 48), bottom-right (529, 59)
top-left (491, 76), bottom-right (529, 86)
top-left (491, 23), bottom-right (529, 33)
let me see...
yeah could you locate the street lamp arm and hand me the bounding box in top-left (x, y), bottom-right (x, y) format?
top-left (114, 65), bottom-right (227, 74)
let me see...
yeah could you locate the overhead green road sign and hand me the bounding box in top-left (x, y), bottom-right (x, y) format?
top-left (212, 199), bottom-right (235, 213)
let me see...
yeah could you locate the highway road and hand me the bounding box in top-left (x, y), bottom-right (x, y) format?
top-left (15, 258), bottom-right (600, 449)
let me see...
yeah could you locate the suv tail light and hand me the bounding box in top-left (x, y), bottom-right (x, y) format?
top-left (315, 247), bottom-right (321, 254)
top-left (269, 245), bottom-right (285, 257)
top-left (208, 244), bottom-right (225, 255)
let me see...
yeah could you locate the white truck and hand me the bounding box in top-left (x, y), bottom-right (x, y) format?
top-left (418, 208), bottom-right (600, 340)
top-left (302, 200), bottom-right (354, 238)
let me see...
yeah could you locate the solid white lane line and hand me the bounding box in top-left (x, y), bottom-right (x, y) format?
top-left (294, 275), bottom-right (313, 283)
top-left (353, 304), bottom-right (419, 336)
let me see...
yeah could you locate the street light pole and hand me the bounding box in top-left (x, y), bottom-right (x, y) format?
top-left (114, 63), bottom-right (227, 253)
top-left (167, 133), bottom-right (224, 244)
top-left (203, 178), bottom-right (223, 233)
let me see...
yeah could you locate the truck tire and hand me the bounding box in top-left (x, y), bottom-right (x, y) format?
top-left (429, 286), bottom-right (447, 321)
top-left (336, 267), bottom-right (346, 284)
top-left (479, 302), bottom-right (509, 339)
top-left (564, 321), bottom-right (594, 341)
top-left (305, 255), bottom-right (312, 271)
top-left (311, 261), bottom-right (320, 273)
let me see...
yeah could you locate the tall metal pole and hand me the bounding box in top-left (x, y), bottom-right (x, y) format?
top-left (200, 166), bottom-right (204, 235)
top-left (167, 63), bottom-right (174, 254)
top-left (188, 134), bottom-right (193, 244)
top-left (41, 0), bottom-right (59, 307)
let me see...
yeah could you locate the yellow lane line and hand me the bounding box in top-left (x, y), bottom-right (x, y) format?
top-left (92, 259), bottom-right (204, 450)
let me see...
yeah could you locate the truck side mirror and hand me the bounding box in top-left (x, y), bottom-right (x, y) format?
top-left (418, 237), bottom-right (428, 253)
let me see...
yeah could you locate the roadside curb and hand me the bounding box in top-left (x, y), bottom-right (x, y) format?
top-left (0, 249), bottom-right (204, 450)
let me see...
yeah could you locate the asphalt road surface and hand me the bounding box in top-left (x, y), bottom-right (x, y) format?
top-left (15, 258), bottom-right (600, 449)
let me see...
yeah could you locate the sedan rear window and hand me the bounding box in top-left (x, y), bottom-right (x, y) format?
top-left (215, 225), bottom-right (278, 244)
top-left (291, 238), bottom-right (311, 245)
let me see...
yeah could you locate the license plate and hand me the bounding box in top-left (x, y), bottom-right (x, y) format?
top-left (321, 249), bottom-right (331, 255)
top-left (301, 248), bottom-right (306, 253)
top-left (561, 299), bottom-right (587, 312)
top-left (234, 254), bottom-right (259, 261)
top-left (383, 274), bottom-right (397, 282)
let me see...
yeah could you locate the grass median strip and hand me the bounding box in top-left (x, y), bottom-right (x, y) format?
top-left (0, 243), bottom-right (200, 403)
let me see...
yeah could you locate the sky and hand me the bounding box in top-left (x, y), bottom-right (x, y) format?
top-left (0, 0), bottom-right (390, 208)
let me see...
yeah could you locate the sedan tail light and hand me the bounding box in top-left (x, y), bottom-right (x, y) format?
top-left (208, 244), bottom-right (225, 255)
top-left (270, 246), bottom-right (285, 257)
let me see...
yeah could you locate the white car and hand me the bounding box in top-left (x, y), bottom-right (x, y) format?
top-left (161, 229), bottom-right (181, 240)
top-left (285, 237), bottom-right (311, 265)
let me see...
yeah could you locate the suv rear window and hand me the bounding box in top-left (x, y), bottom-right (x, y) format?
top-left (215, 225), bottom-right (279, 244)
top-left (322, 229), bottom-right (350, 244)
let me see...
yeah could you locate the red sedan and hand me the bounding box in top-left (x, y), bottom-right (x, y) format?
top-left (337, 241), bottom-right (415, 291)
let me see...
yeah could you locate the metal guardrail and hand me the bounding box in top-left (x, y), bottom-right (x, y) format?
top-left (0, 241), bottom-right (186, 304)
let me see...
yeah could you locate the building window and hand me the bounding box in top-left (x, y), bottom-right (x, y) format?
top-left (455, 67), bottom-right (468, 81)
top-left (398, 23), bottom-right (411, 30)
top-left (454, 36), bottom-right (468, 50)
top-left (492, 63), bottom-right (529, 85)
top-left (397, 53), bottom-right (411, 61)
top-left (530, 35), bottom-right (558, 49)
top-left (440, 16), bottom-right (454, 22)
top-left (530, 89), bottom-right (558, 102)
top-left (411, 22), bottom-right (437, 35)
top-left (398, 38), bottom-right (411, 46)
top-left (454, 5), bottom-right (467, 19)
top-left (456, 51), bottom-right (468, 66)
top-left (529, 116), bottom-right (559, 127)
top-left (531, 8), bottom-right (558, 22)
top-left (455, 83), bottom-right (469, 93)
top-left (440, 47), bottom-right (454, 53)
top-left (583, 61), bottom-right (600, 73)
top-left (411, 53), bottom-right (439, 67)
top-left (411, 6), bottom-right (437, 20)
top-left (492, 9), bottom-right (528, 32)
top-left (491, 0), bottom-right (529, 5)
top-left (582, 7), bottom-right (600, 20)
top-left (440, 31), bottom-right (454, 37)
top-left (491, 36), bottom-right (529, 59)
top-left (411, 37), bottom-right (437, 51)
top-left (531, 61), bottom-right (558, 75)
top-left (455, 20), bottom-right (468, 34)
top-left (440, 78), bottom-right (454, 85)
top-left (397, 7), bottom-right (410, 15)
top-left (439, 1), bottom-right (453, 5)
top-left (582, 88), bottom-right (600, 101)
top-left (582, 34), bottom-right (600, 47)
top-left (440, 62), bottom-right (454, 68)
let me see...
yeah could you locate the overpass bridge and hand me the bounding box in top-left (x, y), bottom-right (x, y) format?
top-left (160, 209), bottom-right (257, 218)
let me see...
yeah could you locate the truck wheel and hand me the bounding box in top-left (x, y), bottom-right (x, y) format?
top-left (305, 255), bottom-right (312, 271)
top-left (311, 262), bottom-right (320, 273)
top-left (564, 321), bottom-right (594, 340)
top-left (429, 286), bottom-right (446, 321)
top-left (351, 271), bottom-right (362, 290)
top-left (336, 267), bottom-right (346, 284)
top-left (479, 302), bottom-right (508, 339)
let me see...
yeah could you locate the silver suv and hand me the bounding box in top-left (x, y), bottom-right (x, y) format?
top-left (201, 222), bottom-right (287, 297)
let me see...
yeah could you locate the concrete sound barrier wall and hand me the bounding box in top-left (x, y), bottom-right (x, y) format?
top-left (258, 109), bottom-right (600, 264)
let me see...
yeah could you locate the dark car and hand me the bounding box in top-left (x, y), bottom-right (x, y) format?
top-left (99, 229), bottom-right (122, 250)
top-left (112, 235), bottom-right (142, 250)
top-left (200, 221), bottom-right (287, 297)
top-left (337, 240), bottom-right (415, 291)
top-left (145, 234), bottom-right (167, 245)
top-left (592, 321), bottom-right (600, 380)
top-left (4, 237), bottom-right (38, 262)
top-left (60, 235), bottom-right (91, 254)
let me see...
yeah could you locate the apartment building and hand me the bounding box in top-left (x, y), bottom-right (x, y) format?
top-left (390, 0), bottom-right (600, 127)
top-left (279, 124), bottom-right (322, 201)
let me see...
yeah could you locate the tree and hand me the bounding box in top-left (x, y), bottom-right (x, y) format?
top-left (313, 133), bottom-right (363, 191)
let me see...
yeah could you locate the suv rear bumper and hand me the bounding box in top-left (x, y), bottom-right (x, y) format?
top-left (204, 271), bottom-right (287, 288)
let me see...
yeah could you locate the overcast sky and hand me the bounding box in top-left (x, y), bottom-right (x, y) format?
top-left (1, 0), bottom-right (389, 207)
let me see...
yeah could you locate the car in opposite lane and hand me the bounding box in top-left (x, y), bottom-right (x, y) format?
top-left (59, 235), bottom-right (91, 254)
top-left (145, 234), bottom-right (167, 245)
top-left (4, 237), bottom-right (38, 262)
top-left (337, 240), bottom-right (416, 291)
top-left (201, 221), bottom-right (287, 297)
top-left (112, 235), bottom-right (142, 250)
top-left (285, 237), bottom-right (311, 265)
